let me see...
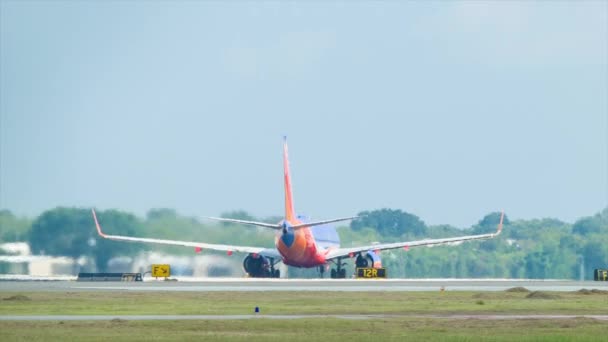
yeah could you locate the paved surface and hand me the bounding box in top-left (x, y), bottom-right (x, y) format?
top-left (1, 278), bottom-right (607, 292)
top-left (2, 314), bottom-right (607, 321)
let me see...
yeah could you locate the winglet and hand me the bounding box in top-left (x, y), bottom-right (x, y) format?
top-left (91, 209), bottom-right (107, 238)
top-left (496, 210), bottom-right (504, 235)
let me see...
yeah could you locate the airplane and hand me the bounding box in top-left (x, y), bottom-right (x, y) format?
top-left (92, 137), bottom-right (504, 278)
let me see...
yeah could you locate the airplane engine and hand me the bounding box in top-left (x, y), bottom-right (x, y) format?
top-left (242, 254), bottom-right (270, 278)
top-left (367, 250), bottom-right (382, 268)
top-left (355, 251), bottom-right (382, 269)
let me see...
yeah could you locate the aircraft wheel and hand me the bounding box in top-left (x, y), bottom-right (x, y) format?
top-left (273, 269), bottom-right (280, 278)
top-left (339, 268), bottom-right (346, 278)
top-left (330, 269), bottom-right (337, 279)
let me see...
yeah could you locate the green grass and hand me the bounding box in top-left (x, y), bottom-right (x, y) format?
top-left (1, 291), bottom-right (607, 315)
top-left (1, 318), bottom-right (607, 341)
top-left (1, 291), bottom-right (607, 341)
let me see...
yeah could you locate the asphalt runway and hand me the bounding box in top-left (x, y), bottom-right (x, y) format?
top-left (2, 314), bottom-right (608, 321)
top-left (1, 278), bottom-right (607, 292)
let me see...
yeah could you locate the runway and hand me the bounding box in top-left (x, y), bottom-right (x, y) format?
top-left (2, 314), bottom-right (608, 321)
top-left (1, 278), bottom-right (607, 292)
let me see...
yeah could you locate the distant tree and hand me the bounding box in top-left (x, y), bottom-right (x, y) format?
top-left (220, 210), bottom-right (257, 221)
top-left (572, 209), bottom-right (607, 235)
top-left (28, 207), bottom-right (144, 271)
top-left (263, 216), bottom-right (284, 224)
top-left (29, 208), bottom-right (93, 259)
top-left (425, 224), bottom-right (461, 239)
top-left (219, 210), bottom-right (258, 226)
top-left (146, 208), bottom-right (178, 221)
top-left (524, 251), bottom-right (547, 279)
top-left (468, 255), bottom-right (493, 277)
top-left (582, 241), bottom-right (608, 274)
top-left (472, 212), bottom-right (510, 234)
top-left (508, 254), bottom-right (526, 278)
top-left (351, 208), bottom-right (427, 237)
top-left (478, 237), bottom-right (500, 252)
top-left (0, 209), bottom-right (32, 243)
top-left (559, 234), bottom-right (582, 251)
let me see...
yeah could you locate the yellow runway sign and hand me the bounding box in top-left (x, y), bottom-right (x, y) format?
top-left (152, 264), bottom-right (170, 278)
top-left (595, 269), bottom-right (608, 281)
top-left (356, 267), bottom-right (386, 278)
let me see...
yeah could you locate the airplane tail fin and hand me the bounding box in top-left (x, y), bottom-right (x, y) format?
top-left (203, 138), bottom-right (357, 231)
top-left (283, 137), bottom-right (296, 221)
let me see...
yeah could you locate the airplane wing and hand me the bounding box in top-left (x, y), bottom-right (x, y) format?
top-left (325, 211), bottom-right (504, 260)
top-left (92, 210), bottom-right (281, 259)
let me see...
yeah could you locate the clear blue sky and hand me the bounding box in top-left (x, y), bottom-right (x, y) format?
top-left (1, 1), bottom-right (606, 227)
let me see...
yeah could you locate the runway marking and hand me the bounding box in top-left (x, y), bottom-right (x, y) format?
top-left (2, 314), bottom-right (608, 321)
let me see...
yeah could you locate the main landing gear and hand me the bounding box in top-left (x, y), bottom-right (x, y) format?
top-left (330, 257), bottom-right (347, 279)
top-left (269, 257), bottom-right (280, 278)
top-left (318, 259), bottom-right (346, 279)
top-left (318, 253), bottom-right (375, 279)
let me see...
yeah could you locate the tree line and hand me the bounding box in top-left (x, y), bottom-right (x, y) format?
top-left (0, 207), bottom-right (606, 279)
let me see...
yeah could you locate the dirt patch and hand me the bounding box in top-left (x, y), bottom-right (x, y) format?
top-left (577, 289), bottom-right (608, 295)
top-left (591, 289), bottom-right (608, 295)
top-left (505, 287), bottom-right (530, 293)
top-left (111, 318), bottom-right (127, 323)
top-left (3, 295), bottom-right (31, 301)
top-left (525, 291), bottom-right (560, 299)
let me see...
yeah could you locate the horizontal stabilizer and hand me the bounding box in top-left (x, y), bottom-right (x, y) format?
top-left (204, 216), bottom-right (358, 230)
top-left (291, 216), bottom-right (358, 230)
top-left (204, 217), bottom-right (282, 230)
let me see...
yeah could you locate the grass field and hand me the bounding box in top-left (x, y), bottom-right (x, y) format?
top-left (1, 318), bottom-right (608, 341)
top-left (1, 290), bottom-right (607, 315)
top-left (1, 290), bottom-right (607, 341)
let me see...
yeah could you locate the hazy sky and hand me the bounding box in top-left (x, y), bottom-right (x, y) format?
top-left (1, 1), bottom-right (606, 227)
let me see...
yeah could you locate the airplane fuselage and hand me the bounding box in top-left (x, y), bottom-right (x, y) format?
top-left (275, 219), bottom-right (327, 267)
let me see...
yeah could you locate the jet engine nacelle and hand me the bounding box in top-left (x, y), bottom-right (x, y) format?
top-left (242, 253), bottom-right (270, 278)
top-left (355, 250), bottom-right (382, 269)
